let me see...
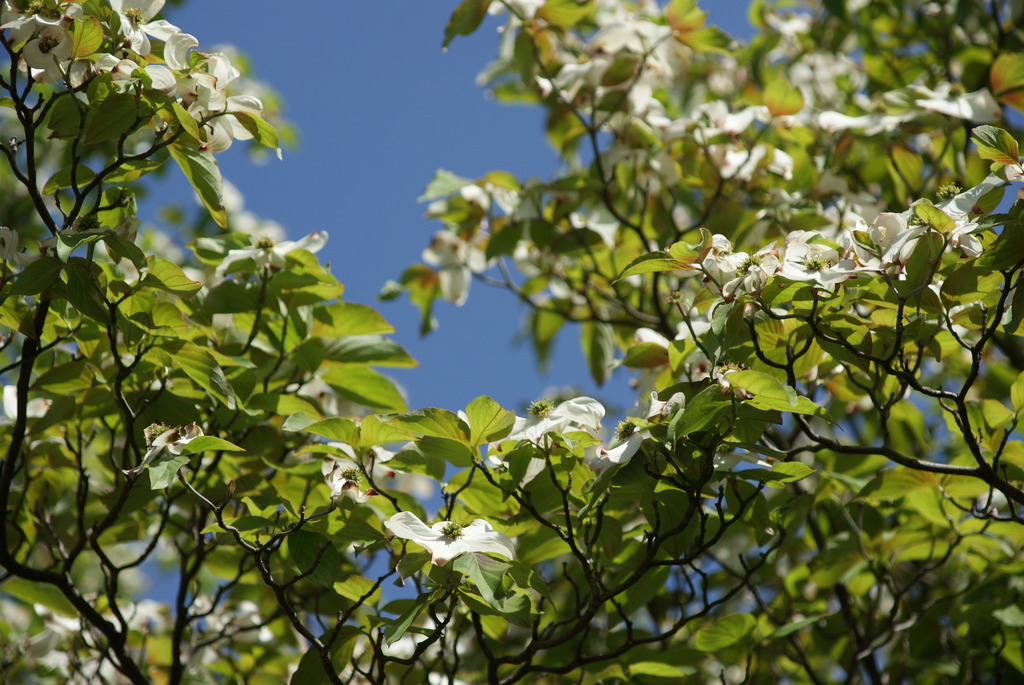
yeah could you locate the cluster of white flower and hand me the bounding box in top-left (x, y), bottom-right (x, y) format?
top-left (677, 173), bottom-right (1002, 304)
top-left (1, 0), bottom-right (265, 153)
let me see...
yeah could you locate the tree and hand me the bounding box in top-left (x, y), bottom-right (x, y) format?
top-left (2, 0), bottom-right (1024, 682)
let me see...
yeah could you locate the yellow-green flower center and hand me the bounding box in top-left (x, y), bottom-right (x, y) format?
top-left (615, 420), bottom-right (636, 441)
top-left (76, 214), bottom-right (100, 230)
top-left (123, 7), bottom-right (146, 24)
top-left (438, 521), bottom-right (464, 537)
top-left (804, 257), bottom-right (831, 271)
top-left (741, 255), bottom-right (762, 272)
top-left (37, 33), bottom-right (61, 53)
top-left (528, 399), bottom-right (554, 418)
top-left (936, 182), bottom-right (961, 200)
top-left (254, 236), bottom-right (276, 250)
top-left (339, 468), bottom-right (361, 482)
top-left (27, 1), bottom-right (58, 19)
top-left (144, 422), bottom-right (170, 445)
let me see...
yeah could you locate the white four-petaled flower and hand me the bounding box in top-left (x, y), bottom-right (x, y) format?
top-left (384, 511), bottom-right (515, 566)
top-left (322, 457), bottom-right (377, 504)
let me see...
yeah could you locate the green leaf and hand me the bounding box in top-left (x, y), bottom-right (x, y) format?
top-left (677, 25), bottom-right (732, 53)
top-left (85, 93), bottom-right (143, 145)
top-left (1, 577), bottom-right (77, 617)
top-left (616, 251), bottom-right (686, 280)
top-left (581, 321), bottom-right (614, 386)
top-left (383, 593), bottom-right (432, 645)
top-left (322, 364), bottom-right (407, 412)
top-left (102, 231), bottom-right (147, 268)
top-left (9, 256), bottom-right (62, 296)
top-left (465, 396), bottom-right (515, 445)
top-left (233, 111), bottom-right (281, 159)
top-left (164, 100), bottom-right (202, 144)
top-left (169, 343), bottom-right (235, 409)
top-left (419, 168), bottom-right (472, 201)
top-left (741, 460), bottom-right (817, 487)
top-left (1012, 372), bottom-right (1024, 414)
top-left (297, 417), bottom-right (360, 445)
top-left (990, 53), bottom-right (1024, 112)
top-left (453, 553), bottom-right (510, 610)
top-left (856, 468), bottom-right (937, 501)
top-left (443, 0), bottom-right (491, 50)
top-left (912, 202), bottom-right (955, 233)
top-left (178, 436), bottom-right (245, 455)
top-left (419, 436), bottom-right (476, 467)
top-left (993, 605), bottom-right (1024, 628)
top-left (55, 230), bottom-right (104, 261)
top-left (168, 141), bottom-right (227, 229)
top-left (290, 644), bottom-right (332, 685)
top-left (666, 0), bottom-right (702, 29)
top-left (103, 158), bottom-right (166, 184)
top-left (62, 260), bottom-right (108, 322)
top-left (327, 335), bottom-right (416, 368)
top-left (334, 575), bottom-right (381, 606)
top-left (148, 455), bottom-right (189, 490)
top-left (622, 342), bottom-right (670, 368)
top-left (971, 125), bottom-right (1021, 166)
top-left (43, 164), bottom-right (95, 194)
top-left (384, 408), bottom-right (469, 441)
top-left (538, 0), bottom-right (594, 29)
top-left (314, 302), bottom-right (394, 337)
top-left (693, 613), bottom-right (756, 651)
top-left (764, 79), bottom-right (805, 116)
top-left (71, 15), bottom-right (103, 57)
top-left (287, 530), bottom-right (341, 588)
top-left (396, 551), bottom-right (431, 579)
top-left (763, 614), bottom-right (826, 640)
top-left (141, 257), bottom-right (202, 296)
top-left (629, 662), bottom-right (698, 678)
top-left (46, 96), bottom-right (84, 139)
top-left (728, 370), bottom-right (827, 417)
top-left (672, 385), bottom-right (732, 435)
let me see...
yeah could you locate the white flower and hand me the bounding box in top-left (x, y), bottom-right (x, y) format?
top-left (2, 385), bottom-right (51, 421)
top-left (910, 83), bottom-right (1001, 123)
top-left (21, 25), bottom-right (72, 82)
top-left (421, 230), bottom-right (488, 306)
top-left (0, 226), bottom-right (40, 267)
top-left (384, 511), bottom-right (515, 566)
top-left (780, 237), bottom-right (857, 288)
top-left (321, 457), bottom-right (377, 503)
top-left (850, 212), bottom-right (925, 274)
top-left (109, 0), bottom-right (165, 55)
top-left (707, 244), bottom-right (780, 301)
top-left (506, 396), bottom-right (605, 444)
top-left (123, 422), bottom-right (203, 476)
top-left (1, 0), bottom-right (81, 46)
top-left (586, 423), bottom-right (646, 472)
top-left (217, 231), bottom-right (328, 276)
top-left (488, 0), bottom-right (545, 19)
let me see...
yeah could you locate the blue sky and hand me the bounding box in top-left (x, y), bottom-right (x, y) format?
top-left (158, 2), bottom-right (756, 417)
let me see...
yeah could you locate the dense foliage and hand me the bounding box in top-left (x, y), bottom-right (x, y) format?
top-left (3, 0), bottom-right (1024, 683)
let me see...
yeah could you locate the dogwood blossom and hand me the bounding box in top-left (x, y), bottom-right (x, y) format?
top-left (322, 457), bottom-right (377, 503)
top-left (779, 234), bottom-right (857, 288)
top-left (910, 83), bottom-right (1001, 123)
top-left (123, 422), bottom-right (203, 476)
top-left (421, 230), bottom-right (487, 306)
top-left (217, 231), bottom-right (328, 276)
top-left (108, 0), bottom-right (166, 55)
top-left (20, 24), bottom-right (71, 82)
top-left (384, 511), bottom-right (515, 566)
top-left (505, 396), bottom-right (604, 444)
